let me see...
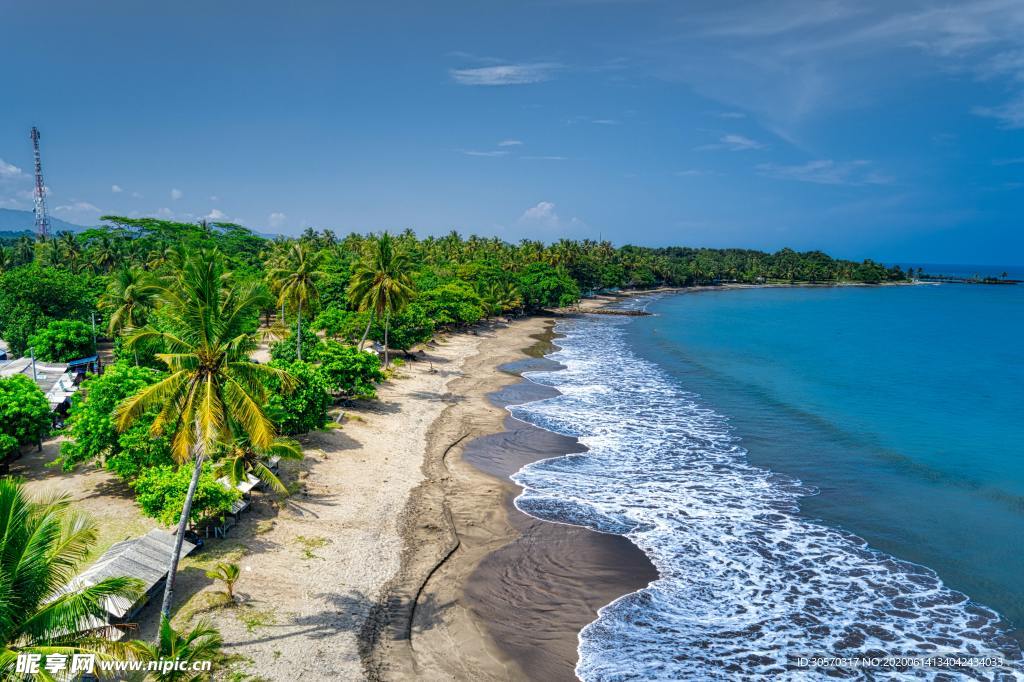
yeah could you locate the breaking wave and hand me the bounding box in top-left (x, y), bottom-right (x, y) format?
top-left (508, 314), bottom-right (1023, 681)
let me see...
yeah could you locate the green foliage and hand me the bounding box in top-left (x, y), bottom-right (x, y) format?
top-left (265, 360), bottom-right (330, 434)
top-left (0, 265), bottom-right (96, 356)
top-left (419, 281), bottom-right (484, 326)
top-left (315, 341), bottom-right (384, 398)
top-left (0, 375), bottom-right (50, 459)
top-left (371, 302), bottom-right (434, 350)
top-left (26, 319), bottom-right (94, 362)
top-left (311, 305), bottom-right (366, 341)
top-left (132, 463), bottom-right (240, 526)
top-left (269, 323), bottom-right (322, 363)
top-left (0, 479), bottom-right (144, 665)
top-left (59, 361), bottom-right (169, 474)
top-left (516, 263), bottom-right (580, 310)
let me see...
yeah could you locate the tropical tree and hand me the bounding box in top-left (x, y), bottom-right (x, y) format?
top-left (100, 267), bottom-right (161, 338)
top-left (347, 232), bottom-right (415, 367)
top-left (0, 479), bottom-right (143, 675)
top-left (114, 252), bottom-right (292, 622)
top-left (204, 563), bottom-right (240, 601)
top-left (213, 430), bottom-right (302, 495)
top-left (130, 619), bottom-right (222, 681)
top-left (267, 243), bottom-right (322, 361)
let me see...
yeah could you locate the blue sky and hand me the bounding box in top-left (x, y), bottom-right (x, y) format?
top-left (1, 1), bottom-right (1022, 265)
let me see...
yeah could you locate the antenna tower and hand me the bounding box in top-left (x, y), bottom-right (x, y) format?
top-left (30, 126), bottom-right (51, 240)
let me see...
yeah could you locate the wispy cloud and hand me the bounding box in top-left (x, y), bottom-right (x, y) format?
top-left (55, 201), bottom-right (101, 213)
top-left (460, 149), bottom-right (510, 157)
top-left (498, 139), bottom-right (523, 146)
top-left (521, 155), bottom-right (568, 161)
top-left (268, 212), bottom-right (287, 229)
top-left (111, 184), bottom-right (123, 193)
top-left (450, 62), bottom-right (560, 86)
top-left (757, 159), bottom-right (891, 186)
top-left (675, 169), bottom-right (722, 177)
top-left (973, 93), bottom-right (1024, 128)
top-left (170, 188), bottom-right (183, 200)
top-left (697, 134), bottom-right (766, 151)
top-left (0, 159), bottom-right (26, 180)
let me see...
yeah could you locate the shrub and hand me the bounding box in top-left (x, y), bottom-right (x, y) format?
top-left (265, 360), bottom-right (330, 434)
top-left (516, 263), bottom-right (579, 310)
top-left (419, 281), bottom-right (484, 327)
top-left (59, 362), bottom-right (171, 475)
top-left (370, 303), bottom-right (434, 350)
top-left (27, 319), bottom-right (94, 362)
top-left (132, 463), bottom-right (240, 526)
top-left (315, 341), bottom-right (384, 398)
top-left (312, 306), bottom-right (367, 342)
top-left (0, 266), bottom-right (96, 356)
top-left (269, 323), bottom-right (321, 363)
top-left (0, 375), bottom-right (50, 459)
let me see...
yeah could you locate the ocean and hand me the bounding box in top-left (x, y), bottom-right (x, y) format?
top-left (508, 282), bottom-right (1024, 680)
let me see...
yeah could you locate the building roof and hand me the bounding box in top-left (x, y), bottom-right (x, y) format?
top-left (63, 529), bottom-right (196, 620)
top-left (0, 357), bottom-right (79, 408)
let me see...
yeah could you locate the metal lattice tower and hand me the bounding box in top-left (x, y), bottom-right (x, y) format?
top-left (30, 126), bottom-right (51, 240)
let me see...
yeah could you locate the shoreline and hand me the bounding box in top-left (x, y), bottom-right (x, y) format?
top-left (361, 314), bottom-right (656, 680)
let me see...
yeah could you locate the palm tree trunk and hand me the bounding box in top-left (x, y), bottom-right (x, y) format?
top-left (296, 308), bottom-right (303, 361)
top-left (358, 312), bottom-right (374, 349)
top-left (159, 450), bottom-right (204, 623)
top-left (383, 309), bottom-right (390, 368)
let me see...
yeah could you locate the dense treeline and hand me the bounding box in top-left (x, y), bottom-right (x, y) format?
top-left (0, 218), bottom-right (906, 356)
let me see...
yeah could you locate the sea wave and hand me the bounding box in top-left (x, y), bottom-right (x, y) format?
top-left (508, 314), bottom-right (1024, 681)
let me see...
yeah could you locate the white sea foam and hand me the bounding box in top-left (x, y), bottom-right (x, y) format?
top-left (509, 315), bottom-right (1024, 681)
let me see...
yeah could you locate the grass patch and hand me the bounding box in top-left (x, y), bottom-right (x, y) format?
top-left (294, 535), bottom-right (328, 560)
top-left (238, 606), bottom-right (277, 633)
top-left (254, 519), bottom-right (275, 535)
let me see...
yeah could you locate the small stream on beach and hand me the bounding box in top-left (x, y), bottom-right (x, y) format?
top-left (507, 285), bottom-right (1024, 680)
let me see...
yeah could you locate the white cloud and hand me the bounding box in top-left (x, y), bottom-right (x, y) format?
top-left (0, 159), bottom-right (25, 179)
top-left (209, 195), bottom-right (220, 201)
top-left (498, 139), bottom-right (523, 146)
top-left (55, 201), bottom-right (101, 213)
top-left (675, 169), bottom-right (722, 177)
top-left (111, 184), bottom-right (123, 193)
top-left (450, 62), bottom-right (560, 86)
top-left (521, 155), bottom-right (568, 161)
top-left (461, 149), bottom-right (509, 157)
top-left (268, 212), bottom-right (288, 229)
top-left (132, 191), bottom-right (143, 198)
top-left (518, 201), bottom-right (586, 230)
top-left (157, 207), bottom-right (174, 218)
top-left (756, 159), bottom-right (891, 185)
top-left (718, 111), bottom-right (746, 119)
top-left (170, 188), bottom-right (183, 200)
top-left (591, 118), bottom-right (620, 125)
top-left (697, 134), bottom-right (766, 151)
top-left (973, 93), bottom-right (1024, 128)
top-left (205, 208), bottom-right (229, 222)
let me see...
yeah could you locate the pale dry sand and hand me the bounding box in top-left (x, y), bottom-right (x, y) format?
top-left (146, 330), bottom-right (488, 680)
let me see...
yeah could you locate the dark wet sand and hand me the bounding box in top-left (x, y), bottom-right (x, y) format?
top-left (461, 351), bottom-right (659, 681)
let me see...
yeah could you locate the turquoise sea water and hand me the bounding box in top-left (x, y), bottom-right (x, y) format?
top-left (509, 280), bottom-right (1024, 679)
top-left (631, 284), bottom-right (1024, 630)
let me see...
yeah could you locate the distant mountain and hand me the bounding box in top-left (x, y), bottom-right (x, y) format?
top-left (0, 208), bottom-right (91, 234)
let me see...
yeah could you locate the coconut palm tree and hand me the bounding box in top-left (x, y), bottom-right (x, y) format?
top-left (0, 479), bottom-right (143, 675)
top-left (114, 252), bottom-right (292, 622)
top-left (267, 243), bottom-right (323, 361)
top-left (0, 245), bottom-right (12, 274)
top-left (213, 429), bottom-right (302, 495)
top-left (347, 232), bottom-right (415, 367)
top-left (204, 563), bottom-right (240, 601)
top-left (130, 619), bottom-right (222, 681)
top-left (100, 268), bottom-right (161, 336)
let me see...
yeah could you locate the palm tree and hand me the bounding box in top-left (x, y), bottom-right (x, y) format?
top-left (204, 563), bottom-right (240, 601)
top-left (130, 619), bottom-right (222, 681)
top-left (100, 268), bottom-right (160, 338)
top-left (0, 245), bottom-right (12, 274)
top-left (0, 479), bottom-right (143, 675)
top-left (114, 252), bottom-right (292, 622)
top-left (213, 429), bottom-right (302, 495)
top-left (347, 232), bottom-right (415, 367)
top-left (267, 243), bottom-right (323, 361)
